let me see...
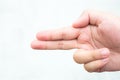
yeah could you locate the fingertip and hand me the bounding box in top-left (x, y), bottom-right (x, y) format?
top-left (36, 32), bottom-right (41, 40)
top-left (72, 21), bottom-right (81, 28)
top-left (31, 40), bottom-right (45, 49)
top-left (72, 19), bottom-right (84, 28)
top-left (36, 31), bottom-right (48, 40)
top-left (73, 49), bottom-right (86, 64)
top-left (72, 11), bottom-right (89, 28)
top-left (31, 40), bottom-right (36, 49)
top-left (31, 40), bottom-right (39, 49)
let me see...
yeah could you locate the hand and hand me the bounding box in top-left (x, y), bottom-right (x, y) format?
top-left (31, 10), bottom-right (120, 72)
top-left (72, 10), bottom-right (120, 72)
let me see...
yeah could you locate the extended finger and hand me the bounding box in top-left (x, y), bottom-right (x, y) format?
top-left (31, 40), bottom-right (79, 50)
top-left (36, 26), bottom-right (80, 41)
top-left (73, 48), bottom-right (110, 64)
top-left (84, 58), bottom-right (109, 72)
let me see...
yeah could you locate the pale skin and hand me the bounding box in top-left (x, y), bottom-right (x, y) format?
top-left (31, 10), bottom-right (120, 72)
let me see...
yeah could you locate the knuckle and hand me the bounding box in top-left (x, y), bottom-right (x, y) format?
top-left (61, 32), bottom-right (66, 39)
top-left (50, 31), bottom-right (53, 40)
top-left (92, 53), bottom-right (97, 60)
top-left (58, 41), bottom-right (64, 49)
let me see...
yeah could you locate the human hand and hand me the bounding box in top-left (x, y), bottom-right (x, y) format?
top-left (31, 10), bottom-right (120, 72)
top-left (72, 10), bottom-right (120, 72)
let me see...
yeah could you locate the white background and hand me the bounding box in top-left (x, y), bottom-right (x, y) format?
top-left (0, 0), bottom-right (120, 80)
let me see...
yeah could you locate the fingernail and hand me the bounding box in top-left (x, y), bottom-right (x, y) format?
top-left (99, 48), bottom-right (110, 58)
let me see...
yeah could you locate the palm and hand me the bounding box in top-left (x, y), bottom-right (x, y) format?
top-left (77, 22), bottom-right (120, 71)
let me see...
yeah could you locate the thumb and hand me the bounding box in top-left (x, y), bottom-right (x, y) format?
top-left (72, 10), bottom-right (105, 28)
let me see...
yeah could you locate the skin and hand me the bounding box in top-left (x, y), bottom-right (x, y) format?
top-left (31, 10), bottom-right (120, 72)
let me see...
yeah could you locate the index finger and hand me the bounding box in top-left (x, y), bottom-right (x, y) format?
top-left (36, 26), bottom-right (80, 41)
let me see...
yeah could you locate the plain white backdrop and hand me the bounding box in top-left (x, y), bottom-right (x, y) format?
top-left (0, 0), bottom-right (120, 80)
